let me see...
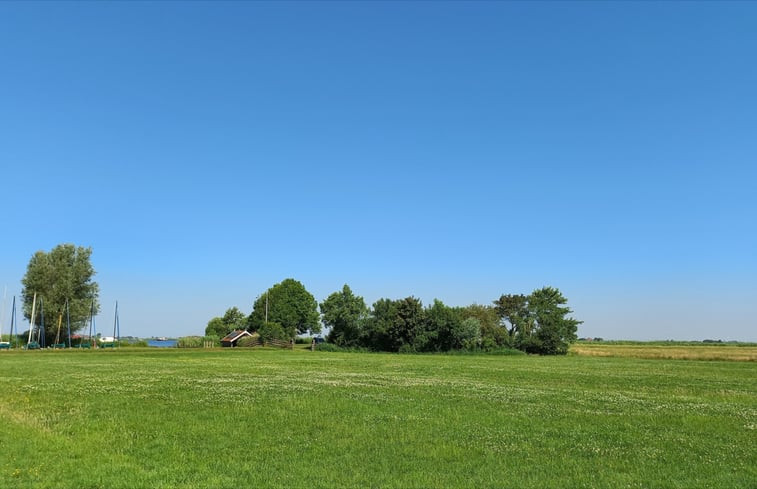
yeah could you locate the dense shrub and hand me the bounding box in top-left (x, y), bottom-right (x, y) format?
top-left (237, 335), bottom-right (261, 347)
top-left (177, 336), bottom-right (203, 348)
top-left (455, 318), bottom-right (481, 351)
top-left (445, 347), bottom-right (526, 356)
top-left (314, 343), bottom-right (370, 353)
top-left (257, 322), bottom-right (287, 343)
top-left (203, 335), bottom-right (220, 347)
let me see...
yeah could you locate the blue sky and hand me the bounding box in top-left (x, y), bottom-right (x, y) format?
top-left (1, 1), bottom-right (755, 340)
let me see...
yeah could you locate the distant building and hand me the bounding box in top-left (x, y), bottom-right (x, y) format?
top-left (221, 330), bottom-right (252, 347)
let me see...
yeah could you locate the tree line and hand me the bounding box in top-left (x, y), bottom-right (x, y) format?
top-left (206, 279), bottom-right (581, 355)
top-left (17, 245), bottom-right (580, 355)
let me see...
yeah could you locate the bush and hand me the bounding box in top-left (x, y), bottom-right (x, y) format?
top-left (237, 335), bottom-right (260, 347)
top-left (479, 322), bottom-right (511, 349)
top-left (295, 336), bottom-right (312, 344)
top-left (480, 347), bottom-right (526, 356)
top-left (314, 343), bottom-right (370, 353)
top-left (443, 347), bottom-right (525, 356)
top-left (455, 317), bottom-right (482, 350)
top-left (258, 322), bottom-right (287, 343)
top-left (176, 336), bottom-right (220, 348)
top-left (177, 336), bottom-right (203, 348)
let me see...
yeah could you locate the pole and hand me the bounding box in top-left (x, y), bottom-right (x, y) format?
top-left (0, 285), bottom-right (6, 340)
top-left (115, 301), bottom-right (120, 344)
top-left (39, 298), bottom-right (45, 348)
top-left (55, 313), bottom-right (63, 346)
top-left (90, 300), bottom-right (97, 348)
top-left (66, 299), bottom-right (71, 348)
top-left (28, 292), bottom-right (37, 345)
top-left (10, 296), bottom-right (16, 348)
top-left (88, 300), bottom-right (92, 346)
top-left (113, 301), bottom-right (118, 342)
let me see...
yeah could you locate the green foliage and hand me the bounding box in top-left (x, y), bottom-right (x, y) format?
top-left (493, 293), bottom-right (529, 338)
top-left (456, 317), bottom-right (482, 350)
top-left (204, 335), bottom-right (220, 347)
top-left (461, 304), bottom-right (500, 331)
top-left (314, 342), bottom-right (370, 353)
top-left (21, 244), bottom-right (99, 344)
top-left (424, 300), bottom-right (480, 352)
top-left (222, 307), bottom-right (246, 329)
top-left (205, 317), bottom-right (225, 337)
top-left (320, 284), bottom-right (368, 346)
top-left (176, 336), bottom-right (218, 348)
top-left (462, 304), bottom-right (508, 349)
top-left (248, 279), bottom-right (320, 336)
top-left (523, 286), bottom-right (581, 355)
top-left (423, 299), bottom-right (458, 351)
top-left (328, 288), bottom-right (581, 355)
top-left (482, 287), bottom-right (582, 355)
top-left (213, 283), bottom-right (582, 355)
top-left (177, 336), bottom-right (203, 348)
top-left (257, 322), bottom-right (287, 343)
top-left (205, 307), bottom-right (246, 337)
top-left (445, 346), bottom-right (526, 356)
top-left (236, 335), bottom-right (260, 347)
top-left (363, 297), bottom-right (426, 352)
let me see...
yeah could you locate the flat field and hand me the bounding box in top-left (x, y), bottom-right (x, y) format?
top-left (0, 349), bottom-right (755, 489)
top-left (571, 342), bottom-right (757, 361)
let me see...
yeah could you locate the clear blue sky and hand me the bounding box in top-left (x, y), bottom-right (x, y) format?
top-left (1, 1), bottom-right (755, 341)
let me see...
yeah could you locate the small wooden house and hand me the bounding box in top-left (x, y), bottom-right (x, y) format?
top-left (221, 330), bottom-right (252, 347)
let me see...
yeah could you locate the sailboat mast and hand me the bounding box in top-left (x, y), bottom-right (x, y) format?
top-left (39, 297), bottom-right (45, 348)
top-left (0, 285), bottom-right (6, 340)
top-left (66, 299), bottom-right (71, 348)
top-left (10, 296), bottom-right (16, 347)
top-left (27, 292), bottom-right (37, 344)
top-left (113, 301), bottom-right (118, 340)
top-left (89, 299), bottom-right (96, 348)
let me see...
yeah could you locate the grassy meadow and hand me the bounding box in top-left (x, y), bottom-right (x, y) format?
top-left (0, 348), bottom-right (755, 488)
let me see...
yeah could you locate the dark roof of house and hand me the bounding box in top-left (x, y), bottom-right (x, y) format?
top-left (221, 330), bottom-right (252, 342)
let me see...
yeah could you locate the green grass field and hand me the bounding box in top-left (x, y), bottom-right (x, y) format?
top-left (1, 348), bottom-right (755, 488)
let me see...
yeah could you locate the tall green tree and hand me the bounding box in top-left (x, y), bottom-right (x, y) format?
top-left (457, 318), bottom-right (482, 350)
top-left (320, 284), bottom-right (368, 346)
top-left (21, 244), bottom-right (99, 343)
top-left (461, 304), bottom-right (506, 349)
top-left (205, 307), bottom-right (246, 337)
top-left (424, 299), bottom-right (461, 351)
top-left (205, 317), bottom-right (225, 338)
top-left (494, 294), bottom-right (529, 339)
top-left (363, 297), bottom-right (426, 352)
top-left (523, 286), bottom-right (581, 355)
top-left (247, 279), bottom-right (320, 337)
